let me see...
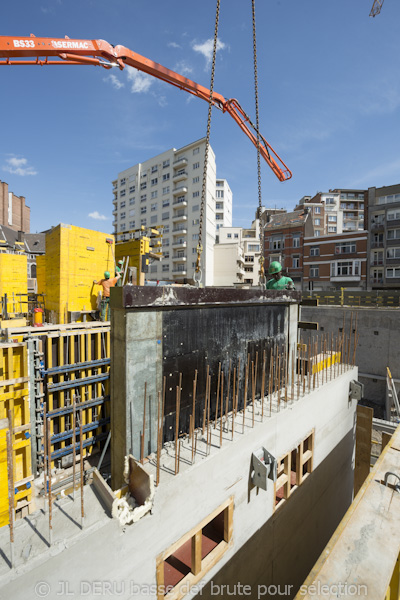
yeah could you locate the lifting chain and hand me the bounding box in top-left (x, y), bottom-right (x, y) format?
top-left (251, 0), bottom-right (265, 288)
top-left (195, 0), bottom-right (221, 287)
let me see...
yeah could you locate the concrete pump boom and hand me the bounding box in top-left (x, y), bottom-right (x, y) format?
top-left (0, 34), bottom-right (292, 182)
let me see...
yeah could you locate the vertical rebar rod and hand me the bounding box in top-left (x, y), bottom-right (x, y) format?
top-left (43, 402), bottom-right (47, 511)
top-left (297, 344), bottom-right (300, 401)
top-left (79, 408), bottom-right (84, 528)
top-left (214, 363), bottom-right (221, 428)
top-left (72, 399), bottom-right (76, 500)
top-left (269, 348), bottom-right (273, 415)
top-left (156, 391), bottom-right (161, 486)
top-left (220, 375), bottom-right (224, 447)
top-left (6, 424), bottom-right (14, 568)
top-left (291, 348), bottom-right (295, 400)
top-left (243, 361), bottom-right (249, 433)
top-left (47, 417), bottom-right (53, 545)
top-left (175, 374), bottom-right (182, 475)
top-left (235, 356), bottom-right (241, 416)
top-left (207, 374), bottom-right (211, 454)
top-left (203, 365), bottom-right (209, 434)
top-left (261, 350), bottom-right (266, 419)
top-left (225, 360), bottom-right (231, 431)
top-left (251, 360), bottom-right (255, 427)
top-left (284, 352), bottom-right (288, 403)
top-left (141, 382), bottom-right (147, 464)
top-left (192, 370), bottom-right (197, 463)
top-left (232, 367), bottom-right (236, 439)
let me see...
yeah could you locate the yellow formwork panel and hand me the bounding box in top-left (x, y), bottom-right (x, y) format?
top-left (0, 254), bottom-right (28, 314)
top-left (115, 237), bottom-right (150, 276)
top-left (0, 427), bottom-right (8, 528)
top-left (36, 224), bottom-right (115, 323)
top-left (0, 343), bottom-right (32, 527)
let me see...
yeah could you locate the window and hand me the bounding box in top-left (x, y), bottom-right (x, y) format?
top-left (129, 209), bottom-right (135, 216)
top-left (386, 268), bottom-right (400, 278)
top-left (310, 246), bottom-right (319, 256)
top-left (151, 215), bottom-right (158, 224)
top-left (129, 185), bottom-right (135, 193)
top-left (157, 498), bottom-right (233, 599)
top-left (164, 226), bottom-right (169, 234)
top-left (216, 214), bottom-right (223, 221)
top-left (216, 190), bottom-right (224, 198)
top-left (245, 256), bottom-right (254, 263)
top-left (163, 238), bottom-right (169, 247)
top-left (163, 173), bottom-right (170, 181)
top-left (328, 215), bottom-right (337, 222)
top-left (331, 261), bottom-right (360, 277)
top-left (120, 190), bottom-right (126, 197)
top-left (387, 229), bottom-right (400, 240)
top-left (328, 226), bottom-right (337, 233)
top-left (216, 203), bottom-right (223, 210)
top-left (193, 162), bottom-right (200, 169)
top-left (140, 219), bottom-right (146, 226)
top-left (141, 207), bottom-right (147, 214)
top-left (335, 242), bottom-right (356, 254)
top-left (162, 186), bottom-right (170, 195)
top-left (244, 266), bottom-right (253, 273)
top-left (120, 212), bottom-right (126, 219)
top-left (314, 207), bottom-right (321, 214)
top-left (234, 234), bottom-right (239, 239)
top-left (151, 191), bottom-right (158, 199)
top-left (151, 178), bottom-right (158, 186)
top-left (325, 197), bottom-right (335, 205)
top-left (292, 234), bottom-right (300, 248)
top-left (162, 264), bottom-right (169, 272)
top-left (192, 205), bottom-right (199, 212)
top-left (150, 264), bottom-right (158, 273)
top-left (275, 432), bottom-right (314, 510)
top-left (193, 191), bottom-right (200, 198)
top-left (387, 247), bottom-right (400, 259)
top-left (227, 233), bottom-right (232, 239)
top-left (310, 265), bottom-right (319, 278)
top-left (292, 255), bottom-right (300, 268)
top-left (163, 251), bottom-right (169, 259)
top-left (193, 147), bottom-right (200, 155)
top-left (120, 223), bottom-right (126, 230)
top-left (272, 239), bottom-right (282, 250)
top-left (129, 198), bottom-right (135, 205)
top-left (314, 218), bottom-right (320, 226)
top-left (162, 200), bottom-right (170, 208)
top-left (248, 244), bottom-right (259, 252)
top-left (315, 231), bottom-right (320, 237)
top-left (193, 176), bottom-right (200, 184)
top-left (192, 219), bottom-right (200, 226)
top-left (192, 234), bottom-right (199, 240)
top-left (162, 212), bottom-right (169, 221)
top-left (120, 178), bottom-right (126, 185)
top-left (387, 209), bottom-right (400, 221)
top-left (151, 203), bottom-right (158, 211)
top-left (140, 182), bottom-right (147, 190)
top-left (163, 159), bottom-right (170, 168)
top-left (151, 165), bottom-right (158, 173)
top-left (140, 194), bottom-right (147, 202)
top-left (129, 220), bottom-right (135, 229)
top-left (192, 262), bottom-right (197, 268)
top-left (120, 201), bottom-right (126, 208)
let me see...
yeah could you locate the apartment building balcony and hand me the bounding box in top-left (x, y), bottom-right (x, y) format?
top-left (112, 209), bottom-right (118, 216)
top-left (172, 226), bottom-right (187, 234)
top-left (173, 198), bottom-right (188, 208)
top-left (385, 258), bottom-right (400, 266)
top-left (173, 157), bottom-right (188, 168)
top-left (172, 255), bottom-right (187, 262)
top-left (172, 213), bottom-right (188, 223)
top-left (371, 222), bottom-right (384, 231)
top-left (112, 220), bottom-right (117, 227)
top-left (173, 170), bottom-right (188, 183)
top-left (172, 186), bottom-right (188, 196)
top-left (172, 268), bottom-right (187, 276)
top-left (113, 196), bottom-right (118, 204)
top-left (331, 275), bottom-right (361, 282)
top-left (236, 265), bottom-right (245, 275)
top-left (172, 240), bottom-right (187, 249)
top-left (370, 259), bottom-right (384, 266)
top-left (370, 277), bottom-right (384, 285)
top-left (371, 241), bottom-right (384, 248)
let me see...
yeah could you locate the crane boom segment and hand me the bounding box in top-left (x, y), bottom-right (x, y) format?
top-left (0, 34), bottom-right (292, 182)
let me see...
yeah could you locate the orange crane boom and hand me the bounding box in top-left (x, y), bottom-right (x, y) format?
top-left (0, 34), bottom-right (292, 182)
top-left (370, 0), bottom-right (384, 17)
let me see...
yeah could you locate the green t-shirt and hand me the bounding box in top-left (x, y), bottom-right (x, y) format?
top-left (266, 276), bottom-right (294, 290)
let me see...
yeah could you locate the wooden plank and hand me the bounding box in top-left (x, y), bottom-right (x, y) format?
top-left (382, 432), bottom-right (392, 452)
top-left (224, 501), bottom-right (234, 543)
top-left (191, 531), bottom-right (202, 575)
top-left (354, 405), bottom-right (373, 496)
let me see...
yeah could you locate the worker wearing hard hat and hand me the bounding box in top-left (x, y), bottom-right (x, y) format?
top-left (93, 270), bottom-right (121, 321)
top-left (266, 261), bottom-right (295, 290)
top-left (115, 260), bottom-right (124, 287)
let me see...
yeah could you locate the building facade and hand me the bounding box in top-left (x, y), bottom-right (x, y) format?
top-left (112, 139), bottom-right (230, 286)
top-left (368, 183), bottom-right (400, 289)
top-left (215, 179), bottom-right (232, 243)
top-left (303, 230), bottom-right (368, 291)
top-left (264, 209), bottom-right (314, 288)
top-left (214, 220), bottom-right (261, 286)
top-left (0, 180), bottom-right (30, 233)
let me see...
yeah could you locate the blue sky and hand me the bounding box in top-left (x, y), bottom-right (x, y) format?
top-left (1, 0), bottom-right (400, 233)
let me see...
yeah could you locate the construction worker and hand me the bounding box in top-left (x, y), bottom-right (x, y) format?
top-left (93, 271), bottom-right (120, 321)
top-left (266, 261), bottom-right (295, 290)
top-left (115, 260), bottom-right (124, 287)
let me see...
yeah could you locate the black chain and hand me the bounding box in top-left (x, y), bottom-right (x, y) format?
top-left (195, 0), bottom-right (221, 285)
top-left (251, 0), bottom-right (265, 287)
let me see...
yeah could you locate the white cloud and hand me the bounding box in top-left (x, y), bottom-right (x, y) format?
top-left (158, 96), bottom-right (168, 107)
top-left (104, 73), bottom-right (124, 90)
top-left (88, 211), bottom-right (108, 221)
top-left (350, 157), bottom-right (400, 187)
top-left (192, 38), bottom-right (226, 69)
top-left (3, 156), bottom-right (37, 176)
top-left (174, 60), bottom-right (193, 77)
top-left (126, 66), bottom-right (153, 93)
top-left (168, 42), bottom-right (181, 49)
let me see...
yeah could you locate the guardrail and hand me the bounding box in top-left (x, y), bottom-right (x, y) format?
top-left (302, 289), bottom-right (400, 307)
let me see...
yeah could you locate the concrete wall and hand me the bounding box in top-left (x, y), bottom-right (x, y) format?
top-left (301, 305), bottom-right (400, 414)
top-left (0, 368), bottom-right (357, 600)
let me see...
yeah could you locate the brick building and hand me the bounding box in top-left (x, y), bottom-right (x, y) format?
top-left (263, 209), bottom-right (313, 288)
top-left (0, 180), bottom-right (30, 233)
top-left (303, 230), bottom-right (368, 291)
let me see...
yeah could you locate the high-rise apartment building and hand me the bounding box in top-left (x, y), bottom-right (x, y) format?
top-left (215, 179), bottom-right (232, 242)
top-left (112, 139), bottom-right (231, 286)
top-left (0, 180), bottom-right (30, 233)
top-left (367, 183), bottom-right (400, 289)
top-left (214, 219), bottom-right (261, 286)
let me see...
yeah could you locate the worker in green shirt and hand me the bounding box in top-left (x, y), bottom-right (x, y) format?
top-left (265, 261), bottom-right (295, 290)
top-left (115, 260), bottom-right (124, 287)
